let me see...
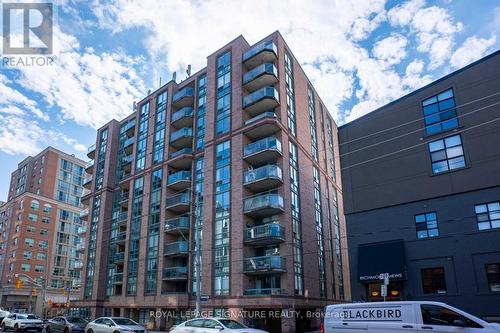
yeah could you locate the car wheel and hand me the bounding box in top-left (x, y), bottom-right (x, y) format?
top-left (13, 324), bottom-right (19, 332)
top-left (87, 329), bottom-right (93, 333)
top-left (113, 330), bottom-right (120, 333)
top-left (64, 328), bottom-right (69, 333)
top-left (46, 326), bottom-right (51, 333)
top-left (1, 323), bottom-right (6, 331)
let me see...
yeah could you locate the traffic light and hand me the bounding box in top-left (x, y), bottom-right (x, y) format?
top-left (15, 280), bottom-right (23, 289)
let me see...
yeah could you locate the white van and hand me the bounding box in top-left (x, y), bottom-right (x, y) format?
top-left (322, 301), bottom-right (500, 333)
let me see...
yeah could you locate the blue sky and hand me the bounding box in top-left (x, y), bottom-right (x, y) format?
top-left (0, 0), bottom-right (499, 201)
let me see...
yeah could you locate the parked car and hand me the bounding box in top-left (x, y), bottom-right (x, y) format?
top-left (1, 313), bottom-right (43, 332)
top-left (46, 317), bottom-right (88, 333)
top-left (0, 310), bottom-right (10, 325)
top-left (169, 317), bottom-right (269, 333)
top-left (84, 318), bottom-right (147, 333)
top-left (322, 301), bottom-right (500, 333)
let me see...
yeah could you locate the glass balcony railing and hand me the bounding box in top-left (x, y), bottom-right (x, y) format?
top-left (169, 148), bottom-right (193, 159)
top-left (163, 266), bottom-right (188, 280)
top-left (164, 241), bottom-right (189, 256)
top-left (171, 107), bottom-right (194, 124)
top-left (170, 127), bottom-right (193, 146)
top-left (245, 112), bottom-right (277, 126)
top-left (243, 137), bottom-right (282, 165)
top-left (121, 155), bottom-right (133, 166)
top-left (116, 232), bottom-right (127, 243)
top-left (73, 260), bottom-right (84, 270)
top-left (123, 137), bottom-right (134, 154)
top-left (165, 215), bottom-right (190, 233)
top-left (76, 243), bottom-right (85, 252)
top-left (243, 255), bottom-right (286, 274)
top-left (114, 252), bottom-right (125, 262)
top-left (244, 288), bottom-right (285, 296)
top-left (118, 212), bottom-right (128, 222)
top-left (243, 87), bottom-right (279, 113)
top-left (77, 226), bottom-right (87, 235)
top-left (244, 165), bottom-right (282, 184)
top-left (244, 192), bottom-right (284, 217)
top-left (244, 223), bottom-right (284, 244)
top-left (79, 209), bottom-right (89, 219)
top-left (165, 191), bottom-right (190, 209)
top-left (123, 120), bottom-right (135, 136)
top-left (243, 41), bottom-right (278, 64)
top-left (243, 63), bottom-right (278, 87)
top-left (172, 87), bottom-right (195, 107)
top-left (113, 272), bottom-right (124, 284)
top-left (84, 160), bottom-right (94, 173)
top-left (167, 170), bottom-right (191, 185)
top-left (82, 176), bottom-right (93, 188)
top-left (87, 144), bottom-right (96, 158)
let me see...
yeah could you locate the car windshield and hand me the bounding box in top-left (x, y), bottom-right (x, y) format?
top-left (219, 319), bottom-right (247, 329)
top-left (112, 318), bottom-right (137, 325)
top-left (67, 317), bottom-right (87, 324)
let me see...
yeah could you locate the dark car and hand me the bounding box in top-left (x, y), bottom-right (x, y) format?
top-left (46, 317), bottom-right (88, 333)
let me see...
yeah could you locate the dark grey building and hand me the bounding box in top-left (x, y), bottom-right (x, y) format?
top-left (339, 50), bottom-right (500, 321)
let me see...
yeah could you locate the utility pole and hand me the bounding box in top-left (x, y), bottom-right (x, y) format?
top-left (194, 192), bottom-right (201, 316)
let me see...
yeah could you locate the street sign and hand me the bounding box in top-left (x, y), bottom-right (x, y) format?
top-left (381, 284), bottom-right (387, 297)
top-left (383, 273), bottom-right (389, 286)
top-left (200, 295), bottom-right (210, 302)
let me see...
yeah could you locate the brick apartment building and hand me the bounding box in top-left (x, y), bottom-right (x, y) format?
top-left (339, 51), bottom-right (500, 320)
top-left (75, 31), bottom-right (349, 332)
top-left (0, 147), bottom-right (88, 315)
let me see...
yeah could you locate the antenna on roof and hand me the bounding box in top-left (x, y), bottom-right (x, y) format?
top-left (186, 64), bottom-right (191, 77)
top-left (147, 89), bottom-right (151, 96)
top-left (159, 77), bottom-right (162, 87)
top-left (133, 101), bottom-right (137, 110)
top-left (172, 71), bottom-right (177, 82)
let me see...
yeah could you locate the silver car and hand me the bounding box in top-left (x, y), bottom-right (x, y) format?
top-left (84, 318), bottom-right (147, 333)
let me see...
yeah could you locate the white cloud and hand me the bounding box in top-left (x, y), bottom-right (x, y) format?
top-left (372, 34), bottom-right (408, 65)
top-left (14, 28), bottom-right (146, 129)
top-left (0, 74), bottom-right (48, 121)
top-left (450, 36), bottom-right (497, 69)
top-left (387, 0), bottom-right (425, 27)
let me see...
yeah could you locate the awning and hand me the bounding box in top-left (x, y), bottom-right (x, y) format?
top-left (358, 240), bottom-right (406, 282)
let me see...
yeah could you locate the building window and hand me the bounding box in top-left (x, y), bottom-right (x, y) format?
top-left (285, 52), bottom-right (296, 136)
top-left (313, 167), bottom-right (326, 297)
top-left (216, 51), bottom-right (231, 136)
top-left (43, 204), bottom-right (52, 214)
top-left (153, 91), bottom-right (167, 163)
top-left (30, 200), bottom-right (39, 211)
top-left (475, 201), bottom-right (500, 230)
top-left (21, 264), bottom-right (31, 272)
top-left (422, 88), bottom-right (458, 135)
top-left (136, 103), bottom-right (149, 171)
top-left (308, 88), bottom-right (319, 161)
top-left (421, 267), bottom-right (447, 294)
top-left (486, 263), bottom-right (500, 292)
top-left (428, 134), bottom-right (465, 174)
top-left (196, 74), bottom-right (207, 150)
top-left (415, 212), bottom-right (439, 238)
top-left (289, 142), bottom-right (304, 295)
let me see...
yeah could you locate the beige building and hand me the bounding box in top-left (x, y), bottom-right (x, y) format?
top-left (0, 147), bottom-right (88, 316)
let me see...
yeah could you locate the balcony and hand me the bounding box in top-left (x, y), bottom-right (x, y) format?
top-left (165, 191), bottom-right (191, 213)
top-left (170, 127), bottom-right (193, 149)
top-left (123, 121), bottom-right (135, 138)
top-left (164, 241), bottom-right (189, 257)
top-left (243, 136), bottom-right (282, 166)
top-left (119, 192), bottom-right (129, 208)
top-left (113, 272), bottom-right (124, 284)
top-left (116, 231), bottom-right (127, 244)
top-left (87, 144), bottom-right (96, 159)
top-left (123, 137), bottom-right (134, 155)
top-left (243, 165), bottom-right (283, 192)
top-left (171, 107), bottom-right (194, 128)
top-left (77, 226), bottom-right (87, 235)
top-left (244, 223), bottom-right (285, 246)
top-left (81, 190), bottom-right (92, 205)
top-left (244, 192), bottom-right (284, 218)
top-left (168, 148), bottom-right (193, 169)
top-left (172, 87), bottom-right (195, 108)
top-left (73, 260), bottom-right (84, 270)
top-left (243, 63), bottom-right (278, 92)
top-left (162, 266), bottom-right (188, 281)
top-left (243, 87), bottom-right (280, 117)
top-left (243, 112), bottom-right (280, 140)
top-left (121, 155), bottom-right (133, 172)
top-left (167, 170), bottom-right (192, 190)
top-left (117, 212), bottom-right (128, 226)
top-left (114, 252), bottom-right (125, 263)
top-left (79, 209), bottom-right (89, 221)
top-left (165, 215), bottom-right (190, 235)
top-left (243, 255), bottom-right (286, 275)
top-left (82, 176), bottom-right (93, 189)
top-left (84, 160), bottom-right (94, 174)
top-left (243, 40), bottom-right (278, 68)
top-left (76, 243), bottom-right (85, 252)
top-left (244, 288), bottom-right (285, 296)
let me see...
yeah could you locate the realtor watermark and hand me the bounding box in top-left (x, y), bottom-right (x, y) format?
top-left (1, 0), bottom-right (55, 66)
